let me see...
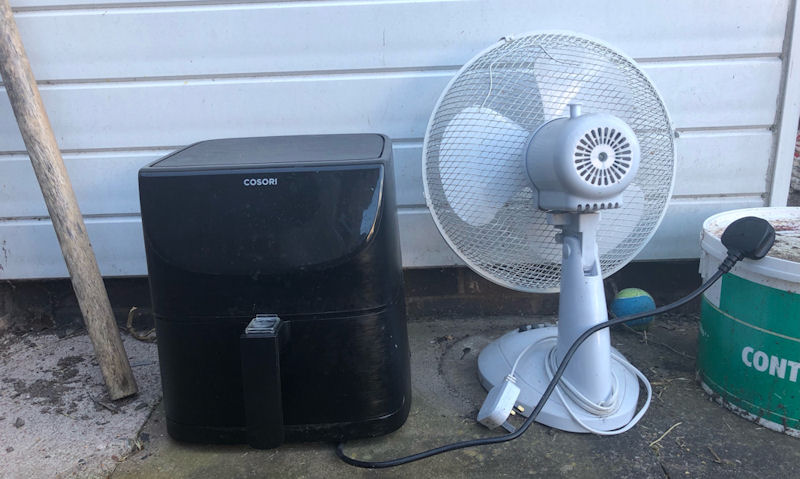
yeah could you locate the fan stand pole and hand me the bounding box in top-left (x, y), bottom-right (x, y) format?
top-left (550, 212), bottom-right (612, 403)
top-left (477, 211), bottom-right (640, 433)
top-left (0, 0), bottom-right (138, 400)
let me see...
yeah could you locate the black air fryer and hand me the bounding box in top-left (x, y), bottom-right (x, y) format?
top-left (138, 134), bottom-right (411, 448)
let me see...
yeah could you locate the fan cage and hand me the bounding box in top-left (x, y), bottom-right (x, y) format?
top-left (422, 32), bottom-right (676, 292)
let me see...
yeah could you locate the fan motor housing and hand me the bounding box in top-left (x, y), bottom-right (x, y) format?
top-left (526, 112), bottom-right (640, 212)
top-left (139, 134), bottom-right (411, 445)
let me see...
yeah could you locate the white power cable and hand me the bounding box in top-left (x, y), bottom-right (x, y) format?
top-left (507, 333), bottom-right (652, 436)
top-left (546, 342), bottom-right (652, 435)
top-left (509, 340), bottom-right (538, 378)
top-left (545, 344), bottom-right (621, 417)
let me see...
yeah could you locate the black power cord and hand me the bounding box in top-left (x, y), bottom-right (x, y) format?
top-left (336, 216), bottom-right (775, 468)
top-left (336, 267), bottom-right (727, 468)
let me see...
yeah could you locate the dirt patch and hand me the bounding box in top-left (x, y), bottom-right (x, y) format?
top-left (57, 355), bottom-right (85, 368)
top-left (55, 355), bottom-right (85, 381)
top-left (3, 354), bottom-right (90, 410)
top-left (768, 219), bottom-right (800, 263)
top-left (13, 378), bottom-right (74, 407)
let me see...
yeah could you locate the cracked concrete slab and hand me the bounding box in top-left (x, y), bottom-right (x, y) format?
top-left (0, 332), bottom-right (160, 479)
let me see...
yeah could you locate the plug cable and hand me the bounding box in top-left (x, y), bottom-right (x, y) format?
top-left (335, 256), bottom-right (736, 469)
top-left (545, 343), bottom-right (652, 435)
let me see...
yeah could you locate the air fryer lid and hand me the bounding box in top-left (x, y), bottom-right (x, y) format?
top-left (139, 165), bottom-right (385, 275)
top-left (151, 134), bottom-right (385, 169)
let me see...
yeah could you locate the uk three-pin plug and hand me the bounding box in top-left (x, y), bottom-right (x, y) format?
top-left (477, 375), bottom-right (521, 429)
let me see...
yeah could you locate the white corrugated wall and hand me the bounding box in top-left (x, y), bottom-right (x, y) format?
top-left (1, 0), bottom-right (799, 278)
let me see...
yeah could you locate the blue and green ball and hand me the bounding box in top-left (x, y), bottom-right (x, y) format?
top-left (610, 288), bottom-right (656, 331)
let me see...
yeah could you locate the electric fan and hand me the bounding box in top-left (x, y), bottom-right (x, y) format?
top-left (423, 32), bottom-right (676, 434)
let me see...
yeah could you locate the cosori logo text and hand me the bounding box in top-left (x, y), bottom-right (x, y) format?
top-left (243, 178), bottom-right (278, 186)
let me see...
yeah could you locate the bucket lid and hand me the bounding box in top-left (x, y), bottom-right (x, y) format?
top-left (702, 207), bottom-right (800, 283)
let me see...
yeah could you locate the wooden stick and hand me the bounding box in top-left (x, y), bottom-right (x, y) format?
top-left (0, 0), bottom-right (137, 400)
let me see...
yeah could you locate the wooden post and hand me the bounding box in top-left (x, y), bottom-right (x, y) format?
top-left (0, 0), bottom-right (137, 399)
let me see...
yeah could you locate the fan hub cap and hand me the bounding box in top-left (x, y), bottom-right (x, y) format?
top-left (589, 144), bottom-right (616, 169)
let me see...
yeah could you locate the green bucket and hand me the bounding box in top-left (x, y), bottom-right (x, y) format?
top-left (698, 207), bottom-right (800, 436)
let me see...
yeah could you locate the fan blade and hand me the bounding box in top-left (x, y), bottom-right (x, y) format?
top-left (440, 106), bottom-right (530, 226)
top-left (531, 52), bottom-right (633, 121)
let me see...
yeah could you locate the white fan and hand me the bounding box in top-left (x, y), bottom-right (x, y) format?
top-left (422, 32), bottom-right (676, 433)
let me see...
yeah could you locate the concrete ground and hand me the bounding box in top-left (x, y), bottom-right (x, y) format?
top-left (94, 314), bottom-right (798, 479)
top-left (0, 332), bottom-right (160, 478)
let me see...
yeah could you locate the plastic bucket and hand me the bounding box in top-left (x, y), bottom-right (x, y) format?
top-left (698, 207), bottom-right (800, 436)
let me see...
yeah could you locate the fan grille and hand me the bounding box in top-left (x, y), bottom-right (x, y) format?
top-left (423, 33), bottom-right (675, 292)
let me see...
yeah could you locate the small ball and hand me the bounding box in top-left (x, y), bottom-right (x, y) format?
top-left (611, 288), bottom-right (656, 331)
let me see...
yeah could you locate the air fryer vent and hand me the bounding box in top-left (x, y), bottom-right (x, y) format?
top-left (574, 127), bottom-right (632, 186)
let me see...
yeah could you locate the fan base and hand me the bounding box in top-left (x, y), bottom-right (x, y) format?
top-left (477, 326), bottom-right (640, 433)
